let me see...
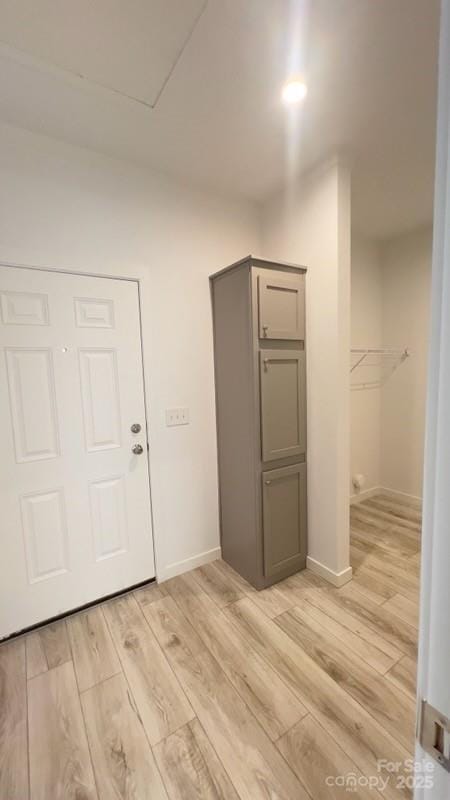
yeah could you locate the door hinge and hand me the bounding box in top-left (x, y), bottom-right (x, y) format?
top-left (418, 699), bottom-right (450, 772)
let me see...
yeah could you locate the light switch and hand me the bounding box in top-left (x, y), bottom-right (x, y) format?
top-left (166, 408), bottom-right (189, 427)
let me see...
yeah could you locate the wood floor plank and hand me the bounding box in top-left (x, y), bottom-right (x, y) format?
top-left (275, 605), bottom-right (415, 751)
top-left (386, 656), bottom-right (417, 700)
top-left (409, 551), bottom-right (422, 568)
top-left (146, 595), bottom-right (309, 800)
top-left (247, 583), bottom-right (295, 618)
top-left (213, 559), bottom-right (254, 595)
top-left (67, 606), bottom-right (122, 693)
top-left (39, 620), bottom-right (72, 668)
top-left (377, 492), bottom-right (422, 511)
top-left (351, 550), bottom-right (420, 600)
top-left (303, 589), bottom-right (404, 662)
top-left (351, 543), bottom-right (421, 582)
top-left (225, 597), bottom-right (412, 800)
top-left (213, 559), bottom-right (294, 619)
top-left (365, 497), bottom-right (422, 525)
top-left (298, 598), bottom-right (398, 674)
top-left (337, 584), bottom-right (418, 658)
top-left (352, 569), bottom-right (418, 606)
top-left (383, 594), bottom-right (419, 630)
top-left (28, 660), bottom-right (97, 800)
top-left (286, 569), bottom-right (331, 591)
top-left (134, 582), bottom-right (168, 609)
top-left (154, 720), bottom-right (239, 800)
top-left (81, 673), bottom-right (168, 800)
top-left (26, 631), bottom-right (48, 679)
top-left (271, 570), bottom-right (333, 608)
top-left (277, 714), bottom-right (384, 799)
top-left (351, 507), bottom-right (420, 541)
top-left (191, 562), bottom-right (245, 608)
top-left (165, 573), bottom-right (307, 740)
top-left (352, 569), bottom-right (403, 602)
top-left (350, 524), bottom-right (419, 560)
top-left (103, 593), bottom-right (194, 745)
top-left (188, 718), bottom-right (240, 800)
top-left (353, 504), bottom-right (420, 535)
top-left (0, 639), bottom-right (29, 800)
top-left (343, 572), bottom-right (390, 605)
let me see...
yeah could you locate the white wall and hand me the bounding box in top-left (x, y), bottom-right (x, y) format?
top-left (261, 158), bottom-right (352, 585)
top-left (350, 235), bottom-right (382, 497)
top-left (0, 122), bottom-right (260, 581)
top-left (380, 227), bottom-right (432, 498)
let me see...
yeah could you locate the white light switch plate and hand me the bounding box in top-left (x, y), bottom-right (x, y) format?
top-left (166, 408), bottom-right (189, 427)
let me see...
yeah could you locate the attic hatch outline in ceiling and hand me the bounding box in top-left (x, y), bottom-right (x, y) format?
top-left (0, 0), bottom-right (208, 110)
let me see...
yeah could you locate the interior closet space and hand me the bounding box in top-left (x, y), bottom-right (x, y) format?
top-left (350, 226), bottom-right (432, 505)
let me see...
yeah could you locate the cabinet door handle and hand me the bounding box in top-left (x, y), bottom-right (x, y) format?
top-left (265, 480), bottom-right (271, 485)
top-left (263, 358), bottom-right (269, 371)
top-left (262, 325), bottom-right (269, 337)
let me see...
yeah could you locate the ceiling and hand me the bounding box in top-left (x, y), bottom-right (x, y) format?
top-left (0, 0), bottom-right (440, 239)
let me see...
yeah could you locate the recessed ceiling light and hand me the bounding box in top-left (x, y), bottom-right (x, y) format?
top-left (282, 79), bottom-right (308, 105)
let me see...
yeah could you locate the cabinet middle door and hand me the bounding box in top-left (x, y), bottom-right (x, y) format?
top-left (260, 350), bottom-right (306, 462)
top-left (258, 274), bottom-right (305, 340)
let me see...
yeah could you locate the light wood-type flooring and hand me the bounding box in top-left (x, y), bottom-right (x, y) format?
top-left (0, 492), bottom-right (421, 799)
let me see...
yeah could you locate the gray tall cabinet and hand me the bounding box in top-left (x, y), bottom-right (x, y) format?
top-left (210, 256), bottom-right (307, 589)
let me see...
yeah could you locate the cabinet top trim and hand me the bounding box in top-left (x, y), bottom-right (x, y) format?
top-left (210, 255), bottom-right (307, 281)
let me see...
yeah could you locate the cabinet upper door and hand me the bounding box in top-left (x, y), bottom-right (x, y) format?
top-left (262, 463), bottom-right (307, 577)
top-left (260, 350), bottom-right (306, 462)
top-left (258, 274), bottom-right (305, 340)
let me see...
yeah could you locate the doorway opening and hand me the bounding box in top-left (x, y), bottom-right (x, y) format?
top-left (349, 226), bottom-right (432, 741)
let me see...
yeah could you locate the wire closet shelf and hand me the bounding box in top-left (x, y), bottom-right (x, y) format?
top-left (350, 347), bottom-right (410, 390)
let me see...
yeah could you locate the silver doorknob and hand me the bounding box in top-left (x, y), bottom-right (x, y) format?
top-left (132, 444), bottom-right (144, 455)
top-left (131, 423), bottom-right (141, 433)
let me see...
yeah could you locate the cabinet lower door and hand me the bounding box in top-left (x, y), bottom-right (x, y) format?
top-left (262, 463), bottom-right (307, 578)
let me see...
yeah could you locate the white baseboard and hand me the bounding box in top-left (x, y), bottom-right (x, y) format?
top-left (350, 486), bottom-right (381, 505)
top-left (350, 485), bottom-right (422, 509)
top-left (158, 547), bottom-right (221, 583)
top-left (378, 486), bottom-right (422, 508)
top-left (306, 556), bottom-right (353, 587)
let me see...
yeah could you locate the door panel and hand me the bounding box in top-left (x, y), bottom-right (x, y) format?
top-left (89, 475), bottom-right (128, 561)
top-left (74, 297), bottom-right (114, 328)
top-left (79, 348), bottom-right (121, 451)
top-left (0, 289), bottom-right (50, 325)
top-left (258, 274), bottom-right (305, 340)
top-left (21, 488), bottom-right (69, 583)
top-left (262, 463), bottom-right (307, 577)
top-left (6, 347), bottom-right (60, 462)
top-left (0, 265), bottom-right (155, 638)
top-left (260, 350), bottom-right (306, 462)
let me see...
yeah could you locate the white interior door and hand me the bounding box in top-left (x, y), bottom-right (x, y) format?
top-left (415, 3), bottom-right (450, 797)
top-left (0, 266), bottom-right (155, 638)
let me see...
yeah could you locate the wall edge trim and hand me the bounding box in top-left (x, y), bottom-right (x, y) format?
top-left (350, 486), bottom-right (381, 505)
top-left (158, 547), bottom-right (222, 583)
top-left (306, 556), bottom-right (353, 587)
top-left (379, 486), bottom-right (422, 507)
